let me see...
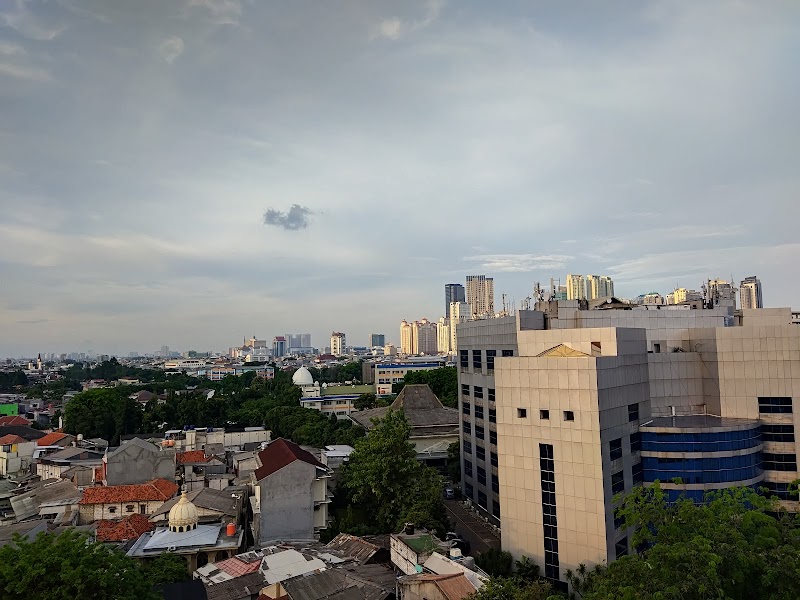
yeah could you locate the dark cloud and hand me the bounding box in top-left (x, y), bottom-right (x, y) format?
top-left (263, 204), bottom-right (313, 231)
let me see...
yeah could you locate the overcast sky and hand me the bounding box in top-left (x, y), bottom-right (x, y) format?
top-left (1, 0), bottom-right (798, 357)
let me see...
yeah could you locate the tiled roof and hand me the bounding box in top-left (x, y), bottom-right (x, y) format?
top-left (401, 574), bottom-right (474, 600)
top-left (0, 434), bottom-right (27, 445)
top-left (214, 556), bottom-right (262, 578)
top-left (94, 466), bottom-right (104, 482)
top-left (96, 513), bottom-right (155, 542)
top-left (37, 431), bottom-right (70, 447)
top-left (0, 416), bottom-right (30, 426)
top-left (79, 478), bottom-right (178, 505)
top-left (177, 450), bottom-right (210, 464)
top-left (254, 438), bottom-right (326, 481)
top-left (0, 425), bottom-right (45, 441)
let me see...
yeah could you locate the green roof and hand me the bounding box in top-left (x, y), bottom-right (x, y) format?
top-left (322, 384), bottom-right (374, 396)
top-left (402, 534), bottom-right (438, 554)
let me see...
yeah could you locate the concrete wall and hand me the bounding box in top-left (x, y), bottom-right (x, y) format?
top-left (78, 499), bottom-right (165, 524)
top-left (106, 443), bottom-right (176, 486)
top-left (399, 579), bottom-right (450, 600)
top-left (258, 460), bottom-right (316, 543)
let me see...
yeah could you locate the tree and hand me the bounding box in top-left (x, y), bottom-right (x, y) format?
top-left (394, 366), bottom-right (458, 408)
top-left (566, 484), bottom-right (800, 600)
top-left (354, 393), bottom-right (377, 411)
top-left (140, 552), bottom-right (189, 587)
top-left (339, 410), bottom-right (447, 534)
top-left (514, 556), bottom-right (541, 582)
top-left (475, 548), bottom-right (514, 578)
top-left (468, 576), bottom-right (554, 600)
top-left (0, 530), bottom-right (159, 600)
top-left (447, 441), bottom-right (461, 484)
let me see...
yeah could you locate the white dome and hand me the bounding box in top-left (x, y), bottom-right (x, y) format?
top-left (292, 367), bottom-right (314, 386)
top-left (168, 491), bottom-right (199, 532)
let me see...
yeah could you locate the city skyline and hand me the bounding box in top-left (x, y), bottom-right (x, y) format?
top-left (2, 1), bottom-right (799, 356)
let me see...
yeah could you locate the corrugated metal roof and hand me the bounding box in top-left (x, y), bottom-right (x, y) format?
top-left (325, 534), bottom-right (380, 563)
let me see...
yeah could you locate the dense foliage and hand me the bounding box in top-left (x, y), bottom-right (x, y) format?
top-left (469, 575), bottom-right (555, 600)
top-left (337, 410), bottom-right (448, 535)
top-left (0, 530), bottom-right (186, 600)
top-left (0, 370), bottom-right (28, 392)
top-left (307, 361), bottom-right (362, 384)
top-left (476, 548), bottom-right (514, 577)
top-left (394, 366), bottom-right (458, 408)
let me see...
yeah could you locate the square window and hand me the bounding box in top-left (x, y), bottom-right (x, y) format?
top-left (564, 411), bottom-right (574, 421)
top-left (517, 408), bottom-right (527, 418)
top-left (540, 409), bottom-right (550, 420)
top-left (502, 349), bottom-right (514, 357)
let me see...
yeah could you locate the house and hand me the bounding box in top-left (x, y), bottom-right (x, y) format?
top-left (130, 390), bottom-right (156, 405)
top-left (0, 424), bottom-right (45, 443)
top-left (397, 573), bottom-right (475, 600)
top-left (36, 447), bottom-right (104, 480)
top-left (36, 431), bottom-right (76, 448)
top-left (390, 527), bottom-right (451, 575)
top-left (177, 450), bottom-right (227, 492)
top-left (78, 477), bottom-right (178, 523)
top-left (0, 415), bottom-right (30, 426)
top-left (102, 437), bottom-right (176, 486)
top-left (60, 464), bottom-right (96, 488)
top-left (349, 385), bottom-right (459, 469)
top-left (9, 479), bottom-right (80, 522)
top-left (0, 434), bottom-right (36, 477)
top-left (325, 533), bottom-right (390, 565)
top-left (96, 513), bottom-right (155, 542)
top-left (282, 564), bottom-right (396, 600)
top-left (150, 487), bottom-right (246, 528)
top-left (250, 438), bottom-right (331, 545)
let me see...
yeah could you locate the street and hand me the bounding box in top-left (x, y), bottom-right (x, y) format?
top-left (444, 499), bottom-right (501, 556)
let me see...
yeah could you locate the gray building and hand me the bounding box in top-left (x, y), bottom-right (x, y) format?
top-left (445, 284), bottom-right (466, 318)
top-left (370, 333), bottom-right (386, 348)
top-left (104, 438), bottom-right (176, 486)
top-left (251, 438), bottom-right (331, 545)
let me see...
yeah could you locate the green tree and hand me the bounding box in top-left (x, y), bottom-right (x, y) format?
top-left (476, 548), bottom-right (514, 578)
top-left (468, 576), bottom-right (554, 600)
top-left (339, 410), bottom-right (447, 534)
top-left (514, 556), bottom-right (541, 582)
top-left (354, 393), bottom-right (377, 411)
top-left (394, 366), bottom-right (458, 407)
top-left (447, 441), bottom-right (461, 484)
top-left (0, 530), bottom-right (159, 600)
top-left (140, 552), bottom-right (189, 587)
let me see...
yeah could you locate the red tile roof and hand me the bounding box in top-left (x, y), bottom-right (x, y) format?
top-left (0, 434), bottom-right (28, 445)
top-left (94, 466), bottom-right (105, 482)
top-left (254, 438), bottom-right (325, 481)
top-left (0, 416), bottom-right (30, 426)
top-left (36, 431), bottom-right (70, 447)
top-left (79, 478), bottom-right (178, 505)
top-left (214, 556), bottom-right (262, 578)
top-left (176, 450), bottom-right (209, 464)
top-left (96, 513), bottom-right (155, 542)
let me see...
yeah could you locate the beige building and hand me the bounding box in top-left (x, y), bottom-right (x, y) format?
top-left (449, 301), bottom-right (470, 353)
top-left (330, 332), bottom-right (346, 356)
top-left (437, 317), bottom-right (451, 354)
top-left (400, 320), bottom-right (415, 355)
top-left (740, 276), bottom-right (763, 309)
top-left (585, 275), bottom-right (614, 300)
top-left (415, 318), bottom-right (438, 355)
top-left (565, 275), bottom-right (586, 301)
top-left (667, 287), bottom-right (703, 304)
top-left (466, 275), bottom-right (494, 318)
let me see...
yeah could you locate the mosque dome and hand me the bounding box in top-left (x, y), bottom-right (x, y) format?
top-left (292, 367), bottom-right (314, 386)
top-left (168, 491), bottom-right (199, 533)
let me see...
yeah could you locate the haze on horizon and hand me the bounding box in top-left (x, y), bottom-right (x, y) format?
top-left (1, 0), bottom-right (798, 357)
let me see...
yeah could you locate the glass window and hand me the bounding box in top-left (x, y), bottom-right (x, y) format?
top-left (461, 384), bottom-right (470, 397)
top-left (630, 432), bottom-right (642, 453)
top-left (475, 425), bottom-right (485, 440)
top-left (491, 451), bottom-right (498, 467)
top-left (758, 397), bottom-right (793, 414)
top-left (472, 350), bottom-right (482, 370)
top-left (476, 445), bottom-right (485, 461)
top-left (463, 440), bottom-right (472, 455)
top-left (540, 409), bottom-right (550, 420)
top-left (489, 408), bottom-right (496, 423)
top-left (460, 350), bottom-right (469, 368)
top-left (462, 421), bottom-right (471, 435)
top-left (612, 470), bottom-right (625, 494)
top-left (492, 474), bottom-right (499, 493)
top-left (490, 430), bottom-right (497, 445)
top-left (610, 438), bottom-right (622, 461)
top-left (474, 386), bottom-right (484, 399)
top-left (477, 466), bottom-right (486, 485)
top-left (762, 453), bottom-right (798, 471)
top-left (464, 482), bottom-right (473, 499)
top-left (477, 490), bottom-right (487, 508)
top-left (615, 536), bottom-right (628, 558)
top-left (464, 460), bottom-right (473, 477)
top-left (488, 388), bottom-right (495, 402)
top-left (462, 402), bottom-right (471, 415)
top-left (492, 500), bottom-right (500, 518)
top-left (632, 461), bottom-right (643, 485)
top-left (502, 349), bottom-right (514, 357)
top-left (517, 408), bottom-right (527, 418)
top-left (564, 411), bottom-right (574, 421)
top-left (475, 405), bottom-right (484, 420)
top-left (628, 403), bottom-right (639, 422)
top-left (762, 424), bottom-right (795, 442)
top-left (486, 350), bottom-right (496, 371)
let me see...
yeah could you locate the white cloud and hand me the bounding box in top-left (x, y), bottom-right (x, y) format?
top-left (186, 0), bottom-right (242, 26)
top-left (373, 0), bottom-right (444, 40)
top-left (0, 1), bottom-right (66, 40)
top-left (465, 254), bottom-right (574, 273)
top-left (0, 62), bottom-right (51, 82)
top-left (158, 36), bottom-right (185, 64)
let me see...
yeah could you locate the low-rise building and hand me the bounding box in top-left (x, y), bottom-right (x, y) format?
top-left (373, 362), bottom-right (445, 395)
top-left (102, 437), bottom-right (176, 486)
top-left (0, 434), bottom-right (36, 477)
top-left (78, 477), bottom-right (178, 523)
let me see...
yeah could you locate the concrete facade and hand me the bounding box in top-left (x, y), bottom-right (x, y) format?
top-left (104, 438), bottom-right (176, 486)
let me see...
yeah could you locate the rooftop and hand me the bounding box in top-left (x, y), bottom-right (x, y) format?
top-left (36, 431), bottom-right (71, 447)
top-left (641, 415), bottom-right (761, 432)
top-left (254, 438), bottom-right (327, 481)
top-left (79, 478), bottom-right (178, 505)
top-left (177, 450), bottom-right (211, 464)
top-left (350, 385), bottom-right (458, 435)
top-left (96, 513), bottom-right (155, 542)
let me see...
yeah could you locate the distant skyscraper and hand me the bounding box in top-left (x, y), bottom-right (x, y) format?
top-left (370, 333), bottom-right (386, 347)
top-left (586, 275), bottom-right (614, 300)
top-left (706, 279), bottom-right (737, 310)
top-left (414, 319), bottom-right (437, 355)
top-left (400, 320), bottom-right (414, 354)
top-left (445, 284), bottom-right (466, 317)
top-left (449, 301), bottom-right (470, 352)
top-left (330, 332), bottom-right (346, 356)
top-left (437, 317), bottom-right (450, 354)
top-left (272, 336), bottom-right (287, 358)
top-left (740, 276), bottom-right (763, 309)
top-left (667, 288), bottom-right (704, 305)
top-left (566, 274), bottom-right (586, 300)
top-left (466, 275), bottom-right (494, 318)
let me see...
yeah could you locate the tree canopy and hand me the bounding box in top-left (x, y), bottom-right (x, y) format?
top-left (338, 409), bottom-right (448, 535)
top-left (0, 530), bottom-right (176, 600)
top-left (394, 366), bottom-right (457, 408)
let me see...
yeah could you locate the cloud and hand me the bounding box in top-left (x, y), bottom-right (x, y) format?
top-left (185, 0), bottom-right (242, 26)
top-left (0, 62), bottom-right (51, 82)
top-left (374, 0), bottom-right (444, 40)
top-left (0, 2), bottom-right (66, 40)
top-left (262, 205), bottom-right (314, 231)
top-left (465, 254), bottom-right (574, 273)
top-left (158, 36), bottom-right (185, 64)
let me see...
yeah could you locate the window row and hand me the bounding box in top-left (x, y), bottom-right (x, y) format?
top-left (518, 408), bottom-right (574, 421)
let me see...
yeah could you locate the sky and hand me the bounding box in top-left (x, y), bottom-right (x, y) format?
top-left (1, 0), bottom-right (799, 357)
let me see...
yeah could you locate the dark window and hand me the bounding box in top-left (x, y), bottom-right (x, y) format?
top-left (762, 453), bottom-right (798, 471)
top-left (610, 438), bottom-right (622, 461)
top-left (139, 504), bottom-right (146, 514)
top-left (564, 411), bottom-right (574, 421)
top-left (540, 409), bottom-right (550, 420)
top-left (758, 397), bottom-right (793, 414)
top-left (517, 408), bottom-right (527, 418)
top-left (477, 466), bottom-right (486, 485)
top-left (474, 386), bottom-right (484, 399)
top-left (473, 350), bottom-right (482, 369)
top-left (461, 384), bottom-right (470, 397)
top-left (492, 473), bottom-right (499, 493)
top-left (628, 403), bottom-right (639, 422)
top-left (125, 504), bottom-right (134, 513)
top-left (488, 388), bottom-right (495, 402)
top-left (612, 470), bottom-right (625, 494)
top-left (762, 481), bottom-right (793, 500)
top-left (463, 440), bottom-right (472, 455)
top-left (762, 424), bottom-right (796, 442)
top-left (462, 402), bottom-right (471, 415)
top-left (632, 461), bottom-right (643, 485)
top-left (630, 432), bottom-right (642, 453)
top-left (462, 421), bottom-right (471, 435)
top-left (502, 349), bottom-right (514, 357)
top-left (490, 430), bottom-right (497, 445)
top-left (486, 350), bottom-right (496, 371)
top-left (475, 425), bottom-right (485, 440)
top-left (108, 506), bottom-right (117, 514)
top-left (476, 445), bottom-right (486, 461)
top-left (615, 536), bottom-right (628, 558)
top-left (491, 451), bottom-right (498, 467)
top-left (475, 405), bottom-right (484, 420)
top-left (492, 500), bottom-right (500, 518)
top-left (477, 490), bottom-right (488, 508)
top-left (614, 509), bottom-right (625, 530)
top-left (540, 443), bottom-right (559, 582)
top-left (465, 482), bottom-right (473, 499)
top-left (489, 408), bottom-right (496, 423)
top-left (460, 350), bottom-right (469, 368)
top-left (464, 460), bottom-right (473, 477)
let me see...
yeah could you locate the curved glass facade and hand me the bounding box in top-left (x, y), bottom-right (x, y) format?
top-left (641, 417), bottom-right (763, 503)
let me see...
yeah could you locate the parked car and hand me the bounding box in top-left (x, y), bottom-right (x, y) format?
top-left (444, 487), bottom-right (455, 500)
